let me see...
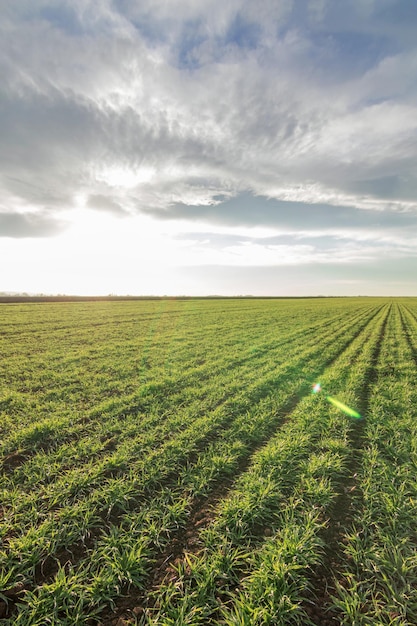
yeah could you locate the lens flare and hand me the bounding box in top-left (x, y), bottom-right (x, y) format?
top-left (326, 396), bottom-right (362, 419)
top-left (312, 382), bottom-right (362, 419)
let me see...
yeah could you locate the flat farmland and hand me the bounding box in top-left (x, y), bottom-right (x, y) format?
top-left (1, 298), bottom-right (417, 625)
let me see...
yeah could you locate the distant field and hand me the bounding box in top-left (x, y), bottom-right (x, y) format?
top-left (1, 298), bottom-right (417, 625)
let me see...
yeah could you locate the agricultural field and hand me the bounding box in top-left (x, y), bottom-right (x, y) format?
top-left (1, 297), bottom-right (417, 625)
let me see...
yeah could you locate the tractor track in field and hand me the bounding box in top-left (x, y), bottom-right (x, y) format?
top-left (97, 307), bottom-right (385, 626)
top-left (302, 304), bottom-right (391, 626)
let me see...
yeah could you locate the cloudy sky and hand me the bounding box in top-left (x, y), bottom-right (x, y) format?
top-left (1, 0), bottom-right (417, 296)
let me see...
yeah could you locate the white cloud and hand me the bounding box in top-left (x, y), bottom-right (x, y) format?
top-left (2, 0), bottom-right (416, 222)
top-left (1, 0), bottom-right (416, 294)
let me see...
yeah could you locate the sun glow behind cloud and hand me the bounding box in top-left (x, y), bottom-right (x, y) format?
top-left (2, 211), bottom-right (176, 295)
top-left (2, 197), bottom-right (416, 296)
top-left (1, 209), bottom-right (328, 295)
top-left (95, 165), bottom-right (156, 189)
top-left (1, 0), bottom-right (417, 295)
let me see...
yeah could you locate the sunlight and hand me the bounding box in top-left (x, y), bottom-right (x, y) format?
top-left (95, 165), bottom-right (156, 188)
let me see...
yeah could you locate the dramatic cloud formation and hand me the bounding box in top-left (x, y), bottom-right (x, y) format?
top-left (1, 0), bottom-right (416, 295)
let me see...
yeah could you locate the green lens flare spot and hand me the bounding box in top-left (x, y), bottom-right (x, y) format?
top-left (326, 395), bottom-right (362, 419)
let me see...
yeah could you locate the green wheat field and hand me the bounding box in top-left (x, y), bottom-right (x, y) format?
top-left (1, 298), bottom-right (417, 625)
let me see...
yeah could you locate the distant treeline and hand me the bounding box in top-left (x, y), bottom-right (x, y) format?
top-left (0, 295), bottom-right (177, 303)
top-left (0, 295), bottom-right (343, 303)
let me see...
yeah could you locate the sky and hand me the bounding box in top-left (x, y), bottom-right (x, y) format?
top-left (1, 0), bottom-right (417, 296)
